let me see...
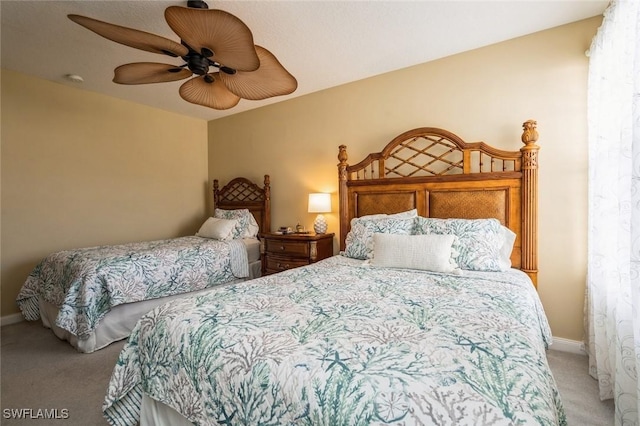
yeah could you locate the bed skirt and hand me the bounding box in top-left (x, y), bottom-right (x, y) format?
top-left (140, 394), bottom-right (192, 426)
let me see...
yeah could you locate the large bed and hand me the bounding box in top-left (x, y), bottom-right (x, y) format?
top-left (102, 121), bottom-right (565, 425)
top-left (16, 175), bottom-right (272, 353)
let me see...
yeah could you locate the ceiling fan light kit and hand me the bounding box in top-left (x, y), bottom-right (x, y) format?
top-left (67, 1), bottom-right (297, 110)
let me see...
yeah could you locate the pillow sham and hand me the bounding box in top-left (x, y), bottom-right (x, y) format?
top-left (214, 208), bottom-right (259, 239)
top-left (413, 217), bottom-right (506, 271)
top-left (344, 216), bottom-right (415, 260)
top-left (196, 217), bottom-right (238, 241)
top-left (371, 233), bottom-right (460, 273)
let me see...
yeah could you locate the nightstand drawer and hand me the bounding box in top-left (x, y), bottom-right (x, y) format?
top-left (260, 232), bottom-right (334, 276)
top-left (265, 255), bottom-right (309, 273)
top-left (264, 239), bottom-right (310, 257)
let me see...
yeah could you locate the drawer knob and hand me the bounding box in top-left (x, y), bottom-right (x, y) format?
top-left (280, 245), bottom-right (285, 250)
top-left (276, 263), bottom-right (289, 270)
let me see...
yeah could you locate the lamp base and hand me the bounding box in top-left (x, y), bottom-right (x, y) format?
top-left (313, 214), bottom-right (328, 234)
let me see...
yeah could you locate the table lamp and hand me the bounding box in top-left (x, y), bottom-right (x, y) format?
top-left (308, 193), bottom-right (331, 234)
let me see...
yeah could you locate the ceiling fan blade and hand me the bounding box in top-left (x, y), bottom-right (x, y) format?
top-left (165, 6), bottom-right (259, 72)
top-left (68, 14), bottom-right (188, 58)
top-left (179, 74), bottom-right (241, 110)
top-left (113, 63), bottom-right (192, 85)
top-left (218, 46), bottom-right (297, 100)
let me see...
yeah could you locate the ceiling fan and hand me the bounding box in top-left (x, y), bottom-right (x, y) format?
top-left (68, 0), bottom-right (297, 110)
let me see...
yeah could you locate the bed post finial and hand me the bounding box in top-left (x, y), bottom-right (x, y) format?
top-left (338, 145), bottom-right (349, 251)
top-left (522, 119), bottom-right (539, 146)
top-left (263, 175), bottom-right (271, 233)
top-left (263, 175), bottom-right (271, 200)
top-left (520, 120), bottom-right (539, 287)
top-left (338, 146), bottom-right (348, 176)
top-left (213, 179), bottom-right (220, 208)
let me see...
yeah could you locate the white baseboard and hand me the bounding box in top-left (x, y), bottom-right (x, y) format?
top-left (549, 336), bottom-right (586, 355)
top-left (1, 313), bottom-right (25, 327)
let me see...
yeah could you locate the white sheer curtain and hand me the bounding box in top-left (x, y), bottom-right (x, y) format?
top-left (586, 1), bottom-right (640, 425)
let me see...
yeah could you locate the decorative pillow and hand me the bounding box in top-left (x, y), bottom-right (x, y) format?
top-left (214, 208), bottom-right (259, 239)
top-left (371, 233), bottom-right (460, 273)
top-left (344, 217), bottom-right (415, 260)
top-left (413, 217), bottom-right (506, 271)
top-left (196, 217), bottom-right (238, 241)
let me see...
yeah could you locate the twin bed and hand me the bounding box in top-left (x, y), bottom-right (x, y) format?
top-left (16, 176), bottom-right (271, 353)
top-left (100, 120), bottom-right (565, 425)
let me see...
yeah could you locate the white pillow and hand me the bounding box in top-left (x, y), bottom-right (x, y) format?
top-left (387, 209), bottom-right (418, 219)
top-left (371, 233), bottom-right (460, 273)
top-left (499, 225), bottom-right (516, 270)
top-left (352, 209), bottom-right (418, 224)
top-left (196, 217), bottom-right (238, 241)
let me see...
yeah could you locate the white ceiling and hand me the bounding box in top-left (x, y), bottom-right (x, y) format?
top-left (1, 1), bottom-right (607, 121)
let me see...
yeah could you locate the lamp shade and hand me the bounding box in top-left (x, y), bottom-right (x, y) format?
top-left (308, 193), bottom-right (331, 213)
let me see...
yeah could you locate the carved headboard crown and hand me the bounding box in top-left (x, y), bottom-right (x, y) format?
top-left (213, 175), bottom-right (271, 234)
top-left (338, 120), bottom-right (539, 286)
top-left (340, 124), bottom-right (539, 181)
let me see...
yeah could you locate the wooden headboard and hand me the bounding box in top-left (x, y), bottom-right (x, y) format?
top-left (213, 175), bottom-right (271, 235)
top-left (338, 120), bottom-right (540, 286)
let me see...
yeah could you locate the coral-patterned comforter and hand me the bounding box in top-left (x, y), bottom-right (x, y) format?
top-left (17, 236), bottom-right (249, 341)
top-left (103, 254), bottom-right (564, 426)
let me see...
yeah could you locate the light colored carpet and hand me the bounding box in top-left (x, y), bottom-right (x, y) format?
top-left (546, 349), bottom-right (615, 425)
top-left (1, 321), bottom-right (615, 425)
top-left (1, 321), bottom-right (124, 425)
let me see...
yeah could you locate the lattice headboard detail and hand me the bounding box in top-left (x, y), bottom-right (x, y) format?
top-left (213, 175), bottom-right (271, 234)
top-left (338, 120), bottom-right (540, 286)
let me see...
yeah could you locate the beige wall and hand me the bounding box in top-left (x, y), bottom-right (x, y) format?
top-left (0, 16), bottom-right (601, 340)
top-left (209, 17), bottom-right (602, 341)
top-left (1, 70), bottom-right (209, 317)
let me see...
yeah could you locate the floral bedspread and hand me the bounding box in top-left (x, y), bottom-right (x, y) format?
top-left (103, 255), bottom-right (565, 426)
top-left (17, 236), bottom-right (249, 341)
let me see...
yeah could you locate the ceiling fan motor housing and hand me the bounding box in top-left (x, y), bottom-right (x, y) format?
top-left (187, 1), bottom-right (209, 9)
top-left (187, 54), bottom-right (211, 75)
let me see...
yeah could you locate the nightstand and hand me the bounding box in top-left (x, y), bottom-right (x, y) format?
top-left (260, 233), bottom-right (335, 276)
